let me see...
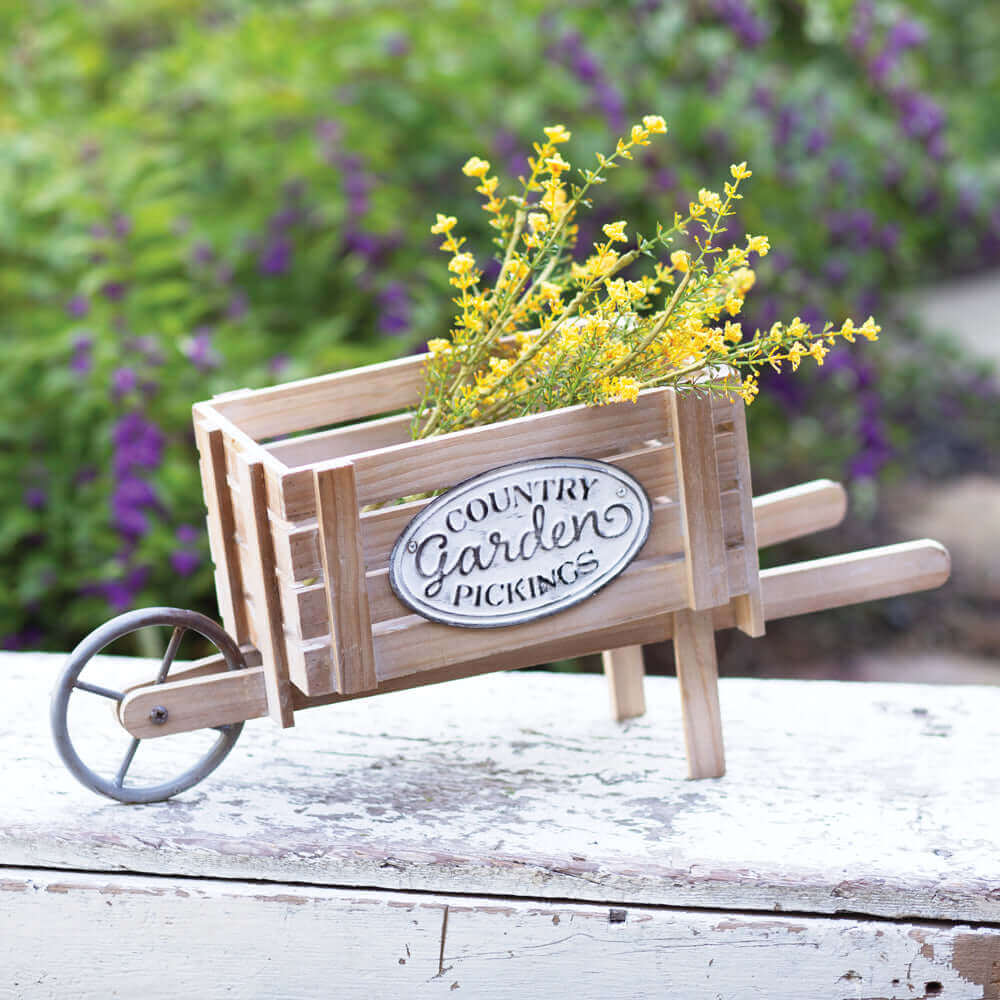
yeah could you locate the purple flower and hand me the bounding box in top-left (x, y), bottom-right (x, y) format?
top-left (24, 486), bottom-right (47, 510)
top-left (66, 295), bottom-right (90, 319)
top-left (112, 367), bottom-right (137, 397)
top-left (182, 327), bottom-right (220, 372)
top-left (823, 258), bottom-right (849, 284)
top-left (176, 524), bottom-right (200, 545)
top-left (170, 550), bottom-right (201, 576)
top-left (713, 0), bottom-right (769, 47)
top-left (848, 0), bottom-right (875, 54)
top-left (887, 18), bottom-right (927, 53)
top-left (226, 289), bottom-right (249, 320)
top-left (377, 281), bottom-right (411, 336)
top-left (191, 241), bottom-right (214, 266)
top-left (269, 354), bottom-right (290, 377)
top-left (258, 236), bottom-right (292, 276)
top-left (804, 127), bottom-right (829, 156)
top-left (879, 224), bottom-right (900, 252)
top-left (384, 32), bottom-right (410, 57)
top-left (112, 412), bottom-right (165, 475)
top-left (1, 626), bottom-right (44, 651)
top-left (75, 466), bottom-right (98, 486)
top-left (112, 213), bottom-right (132, 239)
top-left (99, 565), bottom-right (151, 613)
top-left (101, 281), bottom-right (127, 302)
top-left (71, 333), bottom-right (93, 376)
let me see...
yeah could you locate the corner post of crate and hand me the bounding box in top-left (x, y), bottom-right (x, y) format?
top-left (729, 399), bottom-right (765, 638)
top-left (236, 457), bottom-right (295, 728)
top-left (192, 413), bottom-right (249, 646)
top-left (313, 461), bottom-right (378, 696)
top-left (670, 389), bottom-right (728, 779)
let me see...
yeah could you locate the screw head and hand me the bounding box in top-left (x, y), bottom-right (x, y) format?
top-left (149, 705), bottom-right (169, 725)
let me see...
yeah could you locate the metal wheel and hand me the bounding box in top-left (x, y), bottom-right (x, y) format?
top-left (51, 608), bottom-right (246, 804)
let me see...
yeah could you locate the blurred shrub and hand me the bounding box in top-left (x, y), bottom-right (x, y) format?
top-left (2, 0), bottom-right (999, 650)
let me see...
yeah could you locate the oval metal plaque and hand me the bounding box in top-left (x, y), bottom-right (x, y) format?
top-left (389, 457), bottom-right (652, 628)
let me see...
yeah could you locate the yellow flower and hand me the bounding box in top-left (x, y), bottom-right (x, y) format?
top-left (615, 137), bottom-right (633, 159)
top-left (544, 152), bottom-right (570, 177)
top-left (602, 220), bottom-right (628, 243)
top-left (543, 124), bottom-right (571, 144)
top-left (448, 252), bottom-right (476, 275)
top-left (809, 340), bottom-right (829, 365)
top-left (838, 318), bottom-right (856, 343)
top-left (732, 267), bottom-right (756, 294)
top-left (746, 234), bottom-right (770, 257)
top-left (787, 341), bottom-right (807, 371)
top-left (738, 375), bottom-right (759, 405)
top-left (724, 292), bottom-right (743, 317)
top-left (630, 124), bottom-right (651, 146)
top-left (642, 115), bottom-right (667, 134)
top-left (698, 188), bottom-right (723, 213)
top-left (528, 212), bottom-right (550, 235)
top-left (462, 156), bottom-right (491, 179)
top-left (427, 338), bottom-right (451, 356)
top-left (730, 162), bottom-right (753, 180)
top-left (430, 214), bottom-right (457, 235)
top-left (859, 316), bottom-right (881, 341)
top-left (670, 250), bottom-right (690, 273)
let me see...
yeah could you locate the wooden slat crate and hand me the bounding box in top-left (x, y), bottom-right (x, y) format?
top-left (194, 356), bottom-right (762, 717)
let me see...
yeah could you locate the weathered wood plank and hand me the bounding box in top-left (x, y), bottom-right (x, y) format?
top-left (314, 463), bottom-right (378, 695)
top-left (5, 653), bottom-right (997, 922)
top-left (3, 867), bottom-right (997, 1000)
top-left (669, 391), bottom-right (730, 609)
top-left (673, 607), bottom-right (725, 778)
top-left (235, 459), bottom-right (295, 726)
top-left (210, 354), bottom-right (428, 439)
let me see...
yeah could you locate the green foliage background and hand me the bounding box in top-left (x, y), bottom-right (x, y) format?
top-left (2, 0), bottom-right (999, 652)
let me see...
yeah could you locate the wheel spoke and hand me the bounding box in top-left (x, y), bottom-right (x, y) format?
top-left (74, 680), bottom-right (125, 702)
top-left (156, 626), bottom-right (186, 684)
top-left (113, 738), bottom-right (141, 788)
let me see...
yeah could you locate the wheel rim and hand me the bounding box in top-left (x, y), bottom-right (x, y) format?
top-left (51, 608), bottom-right (246, 804)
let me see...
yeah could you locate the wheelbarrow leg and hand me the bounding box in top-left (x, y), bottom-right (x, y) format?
top-left (602, 646), bottom-right (646, 721)
top-left (673, 608), bottom-right (725, 779)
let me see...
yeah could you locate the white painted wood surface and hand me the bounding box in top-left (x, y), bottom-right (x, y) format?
top-left (3, 652), bottom-right (1000, 997)
top-left (2, 866), bottom-right (998, 1000)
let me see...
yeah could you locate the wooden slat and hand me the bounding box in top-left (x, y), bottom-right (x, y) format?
top-left (670, 391), bottom-right (729, 610)
top-left (194, 423), bottom-right (249, 644)
top-left (672, 608), bottom-right (725, 779)
top-left (211, 354), bottom-right (428, 439)
top-left (602, 646), bottom-right (647, 722)
top-left (236, 458), bottom-right (295, 727)
top-left (276, 428), bottom-right (739, 531)
top-left (265, 412), bottom-right (413, 468)
top-left (314, 463), bottom-right (378, 695)
top-left (327, 390), bottom-right (676, 509)
top-left (727, 399), bottom-right (765, 637)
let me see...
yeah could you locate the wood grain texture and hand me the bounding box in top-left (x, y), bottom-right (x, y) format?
top-left (672, 608), bottom-right (725, 778)
top-left (752, 479), bottom-right (847, 548)
top-left (193, 422), bottom-right (249, 643)
top-left (601, 645), bottom-right (646, 721)
top-left (210, 353), bottom-right (428, 439)
top-left (4, 654), bottom-right (998, 925)
top-left (727, 398), bottom-right (765, 637)
top-left (3, 867), bottom-right (997, 1000)
top-left (669, 391), bottom-right (729, 609)
top-left (236, 458), bottom-right (295, 726)
top-left (314, 463), bottom-right (378, 695)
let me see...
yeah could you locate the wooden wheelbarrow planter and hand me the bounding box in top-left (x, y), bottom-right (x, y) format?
top-left (51, 354), bottom-right (951, 802)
